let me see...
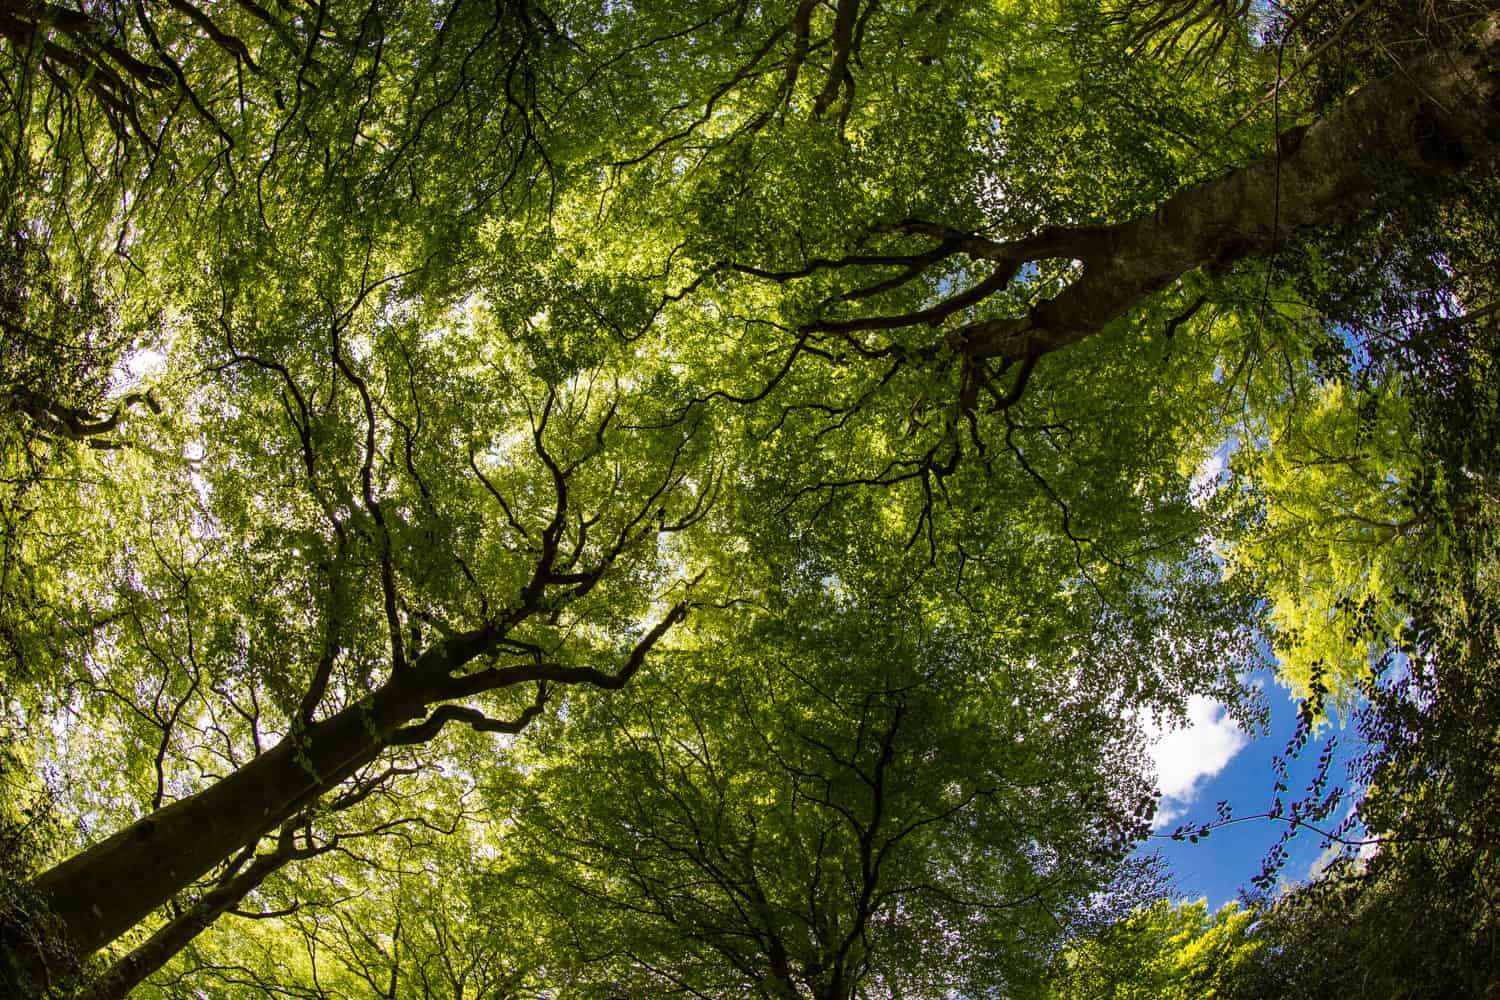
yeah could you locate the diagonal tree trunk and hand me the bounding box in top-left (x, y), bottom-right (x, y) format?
top-left (74, 814), bottom-right (317, 1000)
top-left (1, 601), bottom-right (683, 996)
top-left (958, 12), bottom-right (1500, 364)
top-left (7, 670), bottom-right (430, 993)
top-left (73, 761), bottom-right (431, 1000)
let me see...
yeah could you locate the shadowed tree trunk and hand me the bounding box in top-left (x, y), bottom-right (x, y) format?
top-left (2, 601), bottom-right (688, 995)
top-left (955, 11), bottom-right (1500, 366)
top-left (735, 12), bottom-right (1500, 418)
top-left (25, 671), bottom-right (430, 962)
top-left (74, 815), bottom-right (317, 1000)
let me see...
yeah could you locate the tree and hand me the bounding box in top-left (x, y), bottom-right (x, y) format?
top-left (1043, 897), bottom-right (1262, 1000)
top-left (127, 757), bottom-right (554, 1000)
top-left (1222, 376), bottom-right (1435, 701)
top-left (497, 595), bottom-right (1161, 999)
top-left (1223, 316), bottom-right (1500, 1000)
top-left (0, 326), bottom-right (709, 991)
top-left (3, 0), bottom-right (1499, 996)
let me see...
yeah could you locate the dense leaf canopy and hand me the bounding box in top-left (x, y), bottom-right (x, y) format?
top-left (2, 0), bottom-right (1498, 997)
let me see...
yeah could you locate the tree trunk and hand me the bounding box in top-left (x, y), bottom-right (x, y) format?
top-left (2, 600), bottom-right (667, 994)
top-left (964, 12), bottom-right (1500, 362)
top-left (74, 822), bottom-right (309, 1000)
top-left (2, 671), bottom-right (432, 995)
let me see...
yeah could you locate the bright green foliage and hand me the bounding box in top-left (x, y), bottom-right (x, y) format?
top-left (1044, 898), bottom-right (1262, 1000)
top-left (1249, 396), bottom-right (1500, 1000)
top-left (116, 749), bottom-right (556, 1000)
top-left (0, 0), bottom-right (1495, 996)
top-left (497, 593), bottom-right (1160, 1000)
top-left (1225, 376), bottom-right (1442, 703)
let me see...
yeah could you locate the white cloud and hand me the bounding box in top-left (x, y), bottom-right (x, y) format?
top-left (1153, 799), bottom-right (1188, 831)
top-left (1146, 696), bottom-right (1249, 830)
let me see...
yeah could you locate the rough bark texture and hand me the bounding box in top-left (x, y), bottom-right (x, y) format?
top-left (74, 821), bottom-right (313, 1000)
top-left (962, 12), bottom-right (1500, 362)
top-left (20, 672), bottom-right (431, 977)
top-left (2, 600), bottom-right (676, 994)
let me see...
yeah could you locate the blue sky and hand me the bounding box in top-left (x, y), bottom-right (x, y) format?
top-left (1139, 665), bottom-right (1369, 907)
top-left (1131, 434), bottom-right (1376, 907)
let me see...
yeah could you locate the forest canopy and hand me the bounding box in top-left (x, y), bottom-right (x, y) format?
top-left (2, 0), bottom-right (1498, 997)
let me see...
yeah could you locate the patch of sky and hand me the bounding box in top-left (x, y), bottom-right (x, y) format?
top-left (124, 348), bottom-right (167, 381)
top-left (1139, 655), bottom-right (1369, 907)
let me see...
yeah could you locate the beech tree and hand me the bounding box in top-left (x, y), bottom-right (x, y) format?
top-left (498, 595), bottom-right (1163, 1000)
top-left (2, 0), bottom-right (1498, 997)
top-left (1043, 898), bottom-right (1263, 1000)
